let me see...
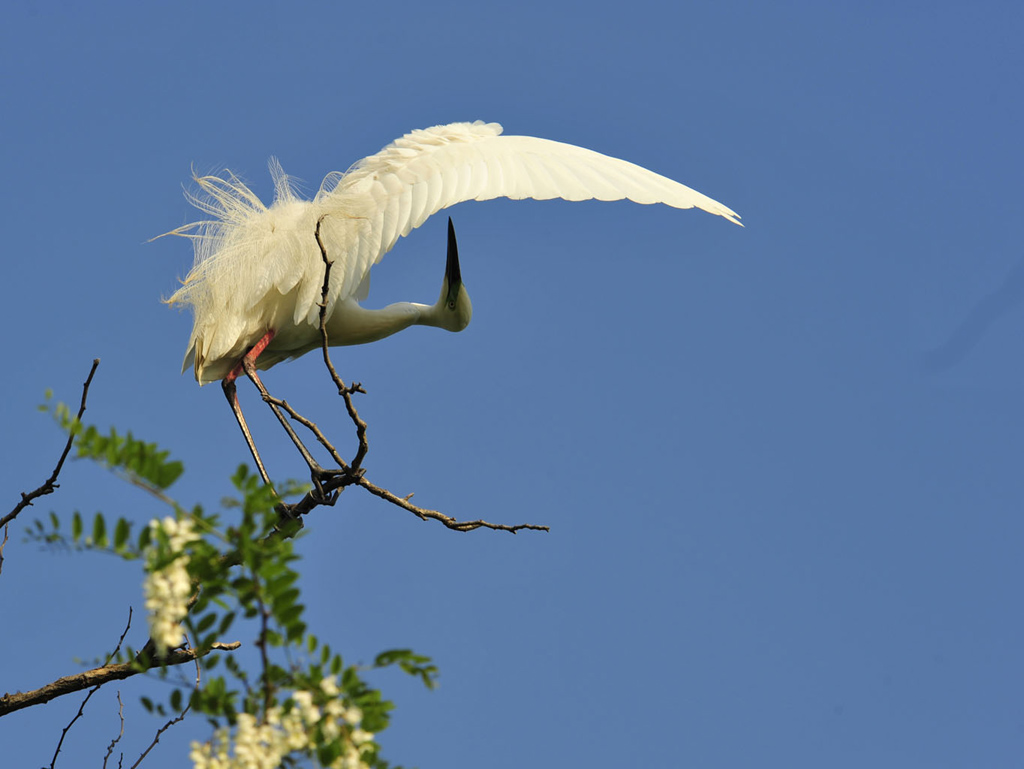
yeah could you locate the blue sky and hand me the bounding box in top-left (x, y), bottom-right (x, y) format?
top-left (3, 2), bottom-right (1023, 767)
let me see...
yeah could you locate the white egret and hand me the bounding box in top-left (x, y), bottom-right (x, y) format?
top-left (165, 120), bottom-right (740, 483)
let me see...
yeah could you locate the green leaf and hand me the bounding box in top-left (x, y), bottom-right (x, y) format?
top-left (265, 629), bottom-right (284, 647)
top-left (92, 513), bottom-right (107, 548)
top-left (218, 612), bottom-right (236, 636)
top-left (374, 649), bottom-right (438, 690)
top-left (196, 613), bottom-right (217, 634)
top-left (160, 460), bottom-right (185, 488)
top-left (71, 512), bottom-right (82, 542)
top-left (277, 604), bottom-right (304, 626)
top-left (170, 689), bottom-right (183, 711)
top-left (104, 433), bottom-right (119, 466)
top-left (274, 587), bottom-right (301, 609)
top-left (318, 740), bottom-right (343, 766)
top-left (114, 517), bottom-right (130, 551)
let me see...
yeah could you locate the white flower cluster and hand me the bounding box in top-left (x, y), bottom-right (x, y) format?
top-left (190, 677), bottom-right (375, 769)
top-left (142, 516), bottom-right (199, 656)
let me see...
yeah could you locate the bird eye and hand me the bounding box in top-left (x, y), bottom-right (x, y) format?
top-left (448, 300), bottom-right (456, 310)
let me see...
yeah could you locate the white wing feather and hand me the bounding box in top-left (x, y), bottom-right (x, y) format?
top-left (167, 121), bottom-right (740, 382)
top-left (308, 122), bottom-right (739, 326)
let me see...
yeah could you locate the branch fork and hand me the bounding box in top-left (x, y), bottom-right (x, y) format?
top-left (242, 217), bottom-right (548, 533)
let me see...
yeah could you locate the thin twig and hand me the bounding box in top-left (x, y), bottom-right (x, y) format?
top-left (0, 642), bottom-right (239, 717)
top-left (129, 702), bottom-right (188, 768)
top-left (101, 691), bottom-right (125, 769)
top-left (48, 684), bottom-right (100, 768)
top-left (0, 525), bottom-right (8, 577)
top-left (103, 607), bottom-right (133, 666)
top-left (315, 217), bottom-right (369, 469)
top-left (356, 476), bottom-right (550, 533)
top-left (47, 606), bottom-right (133, 767)
top-left (258, 379), bottom-right (544, 531)
top-left (261, 423), bottom-right (546, 532)
top-left (262, 393), bottom-right (349, 470)
top-left (2, 359), bottom-right (101, 530)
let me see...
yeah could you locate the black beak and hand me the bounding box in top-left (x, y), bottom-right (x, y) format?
top-left (445, 217), bottom-right (462, 306)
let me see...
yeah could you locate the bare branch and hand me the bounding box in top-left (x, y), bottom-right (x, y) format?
top-left (41, 608), bottom-right (135, 766)
top-left (48, 684), bottom-right (100, 768)
top-left (2, 359), bottom-right (101, 531)
top-left (101, 691), bottom-right (125, 769)
top-left (262, 393), bottom-right (349, 471)
top-left (265, 432), bottom-right (546, 532)
top-left (259, 388), bottom-right (547, 531)
top-left (299, 218), bottom-right (548, 533)
top-left (103, 608), bottom-right (133, 666)
top-left (130, 696), bottom-right (189, 768)
top-left (315, 217), bottom-right (368, 469)
top-left (0, 525), bottom-right (8, 577)
top-left (0, 642), bottom-right (239, 718)
top-left (356, 476), bottom-right (550, 533)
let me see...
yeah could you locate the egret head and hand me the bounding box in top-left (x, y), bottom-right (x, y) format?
top-left (435, 217), bottom-right (472, 332)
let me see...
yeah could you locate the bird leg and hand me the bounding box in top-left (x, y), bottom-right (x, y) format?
top-left (239, 358), bottom-right (343, 502)
top-left (221, 331), bottom-right (278, 487)
top-left (224, 328), bottom-right (277, 384)
top-left (222, 378), bottom-right (273, 487)
top-left (226, 334), bottom-right (340, 501)
top-left (222, 329), bottom-right (341, 502)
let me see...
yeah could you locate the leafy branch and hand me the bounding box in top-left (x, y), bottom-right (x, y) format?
top-left (6, 383), bottom-right (437, 767)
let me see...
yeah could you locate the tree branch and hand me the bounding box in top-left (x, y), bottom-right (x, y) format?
top-left (101, 691), bottom-right (125, 769)
top-left (48, 684), bottom-right (100, 768)
top-left (315, 217), bottom-right (369, 470)
top-left (0, 642), bottom-right (239, 717)
top-left (356, 476), bottom-right (549, 533)
top-left (263, 219), bottom-right (548, 534)
top-left (2, 359), bottom-right (101, 531)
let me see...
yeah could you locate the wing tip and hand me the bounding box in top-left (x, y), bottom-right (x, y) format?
top-left (721, 209), bottom-right (743, 227)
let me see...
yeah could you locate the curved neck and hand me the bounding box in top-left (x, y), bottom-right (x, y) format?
top-left (326, 299), bottom-right (447, 346)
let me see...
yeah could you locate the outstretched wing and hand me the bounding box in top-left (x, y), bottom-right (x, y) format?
top-left (302, 120), bottom-right (740, 326)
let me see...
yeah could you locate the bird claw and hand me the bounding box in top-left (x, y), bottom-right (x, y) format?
top-left (311, 466), bottom-right (363, 482)
top-left (311, 488), bottom-right (339, 506)
top-left (301, 465), bottom-right (365, 506)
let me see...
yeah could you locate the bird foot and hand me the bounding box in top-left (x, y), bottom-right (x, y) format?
top-left (306, 465), bottom-right (365, 504)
